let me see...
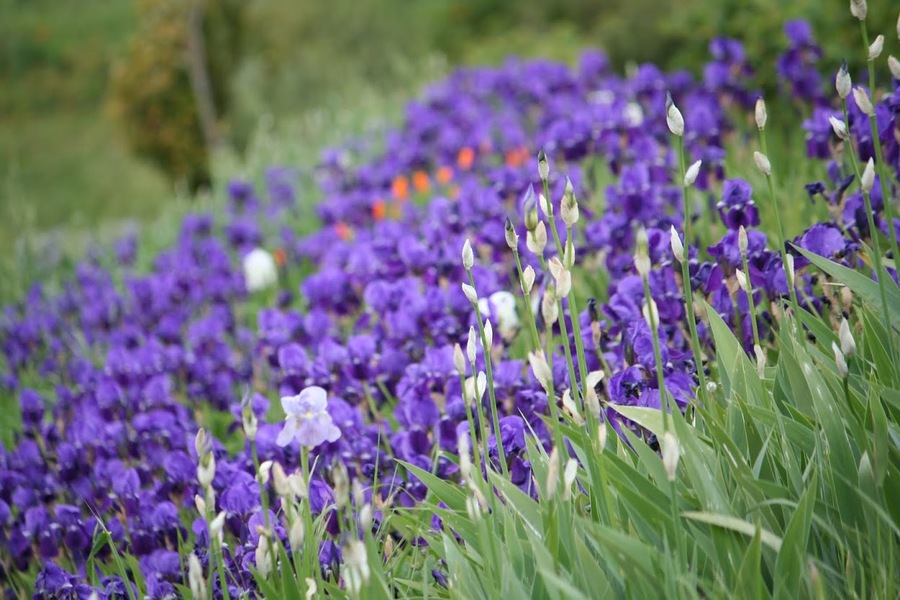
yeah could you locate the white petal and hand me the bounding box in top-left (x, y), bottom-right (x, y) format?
top-left (276, 419), bottom-right (299, 447)
top-left (300, 386), bottom-right (328, 412)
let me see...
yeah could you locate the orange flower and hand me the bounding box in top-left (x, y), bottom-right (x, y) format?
top-left (457, 147), bottom-right (475, 171)
top-left (335, 222), bottom-right (353, 240)
top-left (436, 166), bottom-right (453, 185)
top-left (412, 170), bottom-right (430, 193)
top-left (391, 175), bottom-right (410, 201)
top-left (372, 199), bottom-right (387, 221)
top-left (273, 248), bottom-right (287, 267)
top-left (505, 146), bottom-right (529, 167)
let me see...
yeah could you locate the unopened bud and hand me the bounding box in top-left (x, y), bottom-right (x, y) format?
top-left (597, 422), bottom-right (608, 452)
top-left (754, 344), bottom-right (765, 378)
top-left (194, 494), bottom-right (206, 515)
top-left (563, 459), bottom-right (578, 498)
top-left (467, 326), bottom-right (477, 364)
top-left (466, 494), bottom-right (483, 521)
top-left (271, 462), bottom-right (290, 497)
top-left (833, 342), bottom-right (849, 378)
top-left (549, 257), bottom-right (572, 297)
top-left (538, 193), bottom-right (551, 218)
top-left (504, 217), bottom-right (519, 250)
top-left (889, 56), bottom-right (900, 80)
top-left (333, 460), bottom-right (350, 509)
top-left (258, 460), bottom-right (273, 485)
top-left (538, 150), bottom-right (549, 180)
top-left (736, 269), bottom-right (750, 293)
top-left (868, 34), bottom-right (884, 60)
top-left (462, 282), bottom-right (478, 304)
top-left (255, 533), bottom-right (272, 579)
top-left (853, 87), bottom-right (874, 116)
top-left (642, 298), bottom-right (660, 329)
top-left (662, 431), bottom-right (681, 482)
top-left (829, 116), bottom-right (849, 140)
top-left (684, 160), bottom-right (701, 186)
top-left (850, 0), bottom-right (867, 21)
top-left (670, 227), bottom-right (684, 262)
top-left (836, 60), bottom-right (851, 99)
top-left (483, 319), bottom-right (494, 352)
top-left (753, 151), bottom-right (771, 176)
top-left (524, 192), bottom-right (539, 231)
top-left (562, 388), bottom-right (583, 424)
top-left (546, 447), bottom-right (560, 498)
top-left (289, 517), bottom-right (305, 550)
top-left (209, 511), bottom-right (226, 542)
top-left (665, 92), bottom-right (685, 136)
top-left (527, 221), bottom-right (548, 255)
top-left (462, 239), bottom-right (474, 270)
top-left (197, 452), bottom-right (215, 489)
top-left (839, 318), bottom-right (857, 357)
top-left (542, 287), bottom-right (558, 326)
top-left (188, 553), bottom-right (207, 599)
top-left (563, 238), bottom-right (575, 269)
top-left (861, 158), bottom-right (876, 193)
top-left (522, 265), bottom-right (535, 294)
top-left (561, 180), bottom-right (579, 227)
top-left (453, 344), bottom-right (467, 375)
top-left (786, 254), bottom-right (795, 285)
top-left (755, 97), bottom-right (767, 130)
top-left (458, 433), bottom-right (471, 481)
top-left (738, 226), bottom-right (749, 254)
top-left (359, 504), bottom-right (373, 531)
top-left (528, 350), bottom-right (553, 393)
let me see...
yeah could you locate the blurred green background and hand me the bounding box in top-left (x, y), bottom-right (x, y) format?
top-left (2, 0), bottom-right (896, 258)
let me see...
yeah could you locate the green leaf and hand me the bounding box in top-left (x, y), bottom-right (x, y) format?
top-left (793, 246), bottom-right (900, 325)
top-left (682, 511), bottom-right (783, 552)
top-left (774, 471), bottom-right (817, 600)
top-left (735, 524), bottom-right (766, 599)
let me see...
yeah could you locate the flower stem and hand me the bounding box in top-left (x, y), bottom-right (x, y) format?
top-left (642, 273), bottom-right (670, 435)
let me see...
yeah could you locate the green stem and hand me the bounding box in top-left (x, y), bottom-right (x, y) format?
top-left (642, 273), bottom-right (670, 434)
top-left (467, 269), bottom-right (510, 478)
top-left (741, 251), bottom-right (763, 354)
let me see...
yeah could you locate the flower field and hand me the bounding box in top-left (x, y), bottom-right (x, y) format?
top-left (2, 7), bottom-right (900, 599)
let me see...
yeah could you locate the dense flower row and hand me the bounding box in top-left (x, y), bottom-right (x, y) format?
top-left (1, 19), bottom-right (898, 598)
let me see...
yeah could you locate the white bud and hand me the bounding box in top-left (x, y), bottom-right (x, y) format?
top-left (194, 428), bottom-right (210, 458)
top-left (465, 371), bottom-right (487, 405)
top-left (642, 298), bottom-right (659, 329)
top-left (359, 504), bottom-right (373, 531)
top-left (786, 254), bottom-right (795, 285)
top-left (563, 458), bottom-right (578, 498)
top-left (836, 62), bottom-right (852, 99)
top-left (839, 318), bottom-right (857, 357)
top-left (829, 116), bottom-right (850, 140)
top-left (209, 511), bottom-right (226, 543)
top-left (634, 251), bottom-right (651, 278)
top-left (670, 227), bottom-right (685, 262)
top-left (548, 257), bottom-right (572, 297)
top-left (197, 453), bottom-right (216, 489)
top-left (665, 92), bottom-right (685, 136)
top-left (243, 410), bottom-right (258, 441)
top-left (861, 158), bottom-right (876, 193)
top-left (736, 269), bottom-right (750, 293)
top-left (684, 159), bottom-right (701, 187)
top-left (850, 0), bottom-right (867, 20)
top-left (467, 326), bottom-right (477, 364)
top-left (889, 56), bottom-right (900, 80)
top-left (754, 344), bottom-right (766, 378)
top-left (194, 494), bottom-right (206, 515)
top-left (462, 282), bottom-right (478, 304)
top-left (597, 422), bottom-right (608, 452)
top-left (662, 431), bottom-right (681, 482)
top-left (546, 447), bottom-right (560, 498)
top-left (868, 35), bottom-right (884, 60)
top-left (541, 287), bottom-right (559, 326)
top-left (271, 461), bottom-right (290, 498)
top-left (255, 533), bottom-right (272, 579)
top-left (538, 150), bottom-right (550, 180)
top-left (188, 553), bottom-right (207, 599)
top-left (289, 517), bottom-right (305, 550)
top-left (458, 433), bottom-right (472, 481)
top-left (88, 593), bottom-right (99, 600)
top-left (505, 218), bottom-right (519, 250)
top-left (753, 151), bottom-right (772, 176)
top-left (453, 343), bottom-right (467, 376)
top-left (522, 265), bottom-right (536, 294)
top-left (755, 97), bottom-right (767, 130)
top-left (853, 87), bottom-right (874, 116)
top-left (462, 239), bottom-right (474, 270)
top-left (562, 388), bottom-right (583, 425)
top-left (304, 578), bottom-right (317, 600)
top-left (333, 461), bottom-right (350, 509)
top-left (538, 193), bottom-right (551, 218)
top-left (833, 342), bottom-right (849, 378)
top-left (738, 226), bottom-right (749, 254)
top-left (483, 319), bottom-right (494, 352)
top-left (528, 350), bottom-right (553, 393)
top-left (561, 187), bottom-right (579, 227)
top-left (527, 221), bottom-right (548, 255)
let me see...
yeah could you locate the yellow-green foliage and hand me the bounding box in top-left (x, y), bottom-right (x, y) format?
top-left (107, 0), bottom-right (242, 191)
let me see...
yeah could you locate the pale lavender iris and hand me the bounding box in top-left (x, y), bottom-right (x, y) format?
top-left (276, 386), bottom-right (341, 448)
